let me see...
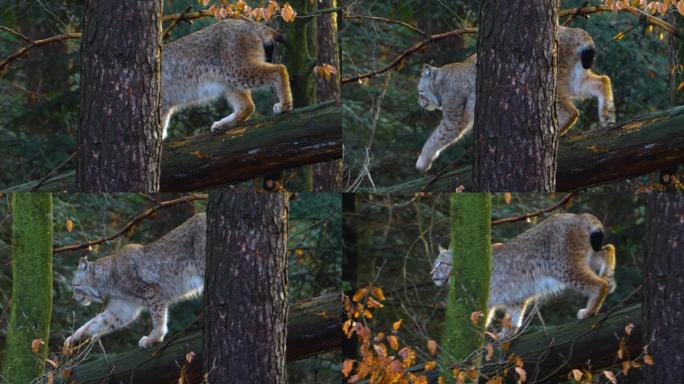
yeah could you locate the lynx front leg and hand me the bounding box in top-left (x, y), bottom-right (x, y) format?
top-left (584, 72), bottom-right (616, 126)
top-left (139, 302), bottom-right (169, 348)
top-left (64, 300), bottom-right (141, 347)
top-left (210, 90), bottom-right (256, 131)
top-left (567, 267), bottom-right (610, 320)
top-left (251, 62), bottom-right (293, 114)
top-left (557, 98), bottom-right (580, 135)
top-left (591, 244), bottom-right (617, 293)
top-left (416, 106), bottom-right (474, 173)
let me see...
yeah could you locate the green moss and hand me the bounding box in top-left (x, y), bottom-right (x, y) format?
top-left (440, 193), bottom-right (491, 382)
top-left (1, 193), bottom-right (53, 382)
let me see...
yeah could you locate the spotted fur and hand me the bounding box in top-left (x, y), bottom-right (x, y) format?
top-left (430, 213), bottom-right (617, 335)
top-left (162, 20), bottom-right (293, 138)
top-left (416, 26), bottom-right (615, 172)
top-left (65, 213), bottom-right (206, 349)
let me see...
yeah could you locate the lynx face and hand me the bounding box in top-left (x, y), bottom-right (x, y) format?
top-left (72, 257), bottom-right (103, 306)
top-left (417, 65), bottom-right (441, 111)
top-left (430, 245), bottom-right (452, 287)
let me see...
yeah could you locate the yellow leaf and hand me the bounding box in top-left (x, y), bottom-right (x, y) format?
top-left (366, 296), bottom-right (384, 309)
top-left (570, 369), bottom-right (583, 381)
top-left (515, 366), bottom-right (527, 382)
top-left (388, 335), bottom-right (399, 351)
top-left (392, 319), bottom-right (402, 331)
top-left (342, 359), bottom-right (354, 377)
top-left (342, 319), bottom-right (352, 335)
top-left (603, 370), bottom-right (617, 384)
top-left (281, 2), bottom-right (297, 22)
top-left (374, 332), bottom-right (384, 342)
top-left (371, 286), bottom-right (385, 301)
top-left (424, 361), bottom-right (437, 371)
top-left (679, 0), bottom-right (684, 16)
top-left (621, 360), bottom-right (631, 375)
top-left (66, 218), bottom-right (74, 233)
top-left (352, 288), bottom-right (367, 302)
top-left (470, 311), bottom-right (483, 326)
top-left (644, 354), bottom-right (655, 365)
top-left (427, 339), bottom-right (438, 355)
top-left (504, 192), bottom-right (512, 205)
top-left (438, 377), bottom-right (446, 384)
top-left (31, 338), bottom-right (44, 354)
top-left (363, 309), bottom-right (373, 319)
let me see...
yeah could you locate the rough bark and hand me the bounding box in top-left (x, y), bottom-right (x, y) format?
top-left (642, 193), bottom-right (684, 384)
top-left (474, 1), bottom-right (559, 192)
top-left (373, 105), bottom-right (684, 192)
top-left (77, 0), bottom-right (163, 192)
top-left (7, 103), bottom-right (342, 192)
top-left (204, 191), bottom-right (288, 383)
top-left (50, 293), bottom-right (342, 384)
top-left (440, 194), bottom-right (491, 381)
top-left (311, 0), bottom-right (343, 191)
top-left (0, 193), bottom-right (53, 383)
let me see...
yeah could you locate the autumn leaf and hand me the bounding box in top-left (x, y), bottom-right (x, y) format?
top-left (424, 361), bottom-right (437, 371)
top-left (281, 3), bottom-right (297, 22)
top-left (66, 218), bottom-right (74, 233)
top-left (570, 369), bottom-right (583, 381)
top-left (679, 0), bottom-right (684, 16)
top-left (485, 343), bottom-right (494, 361)
top-left (388, 335), bottom-right (399, 351)
top-left (625, 323), bottom-right (635, 336)
top-left (342, 359), bottom-right (354, 377)
top-left (392, 319), bottom-right (402, 331)
top-left (31, 338), bottom-right (44, 353)
top-left (352, 287), bottom-right (367, 302)
top-left (621, 360), bottom-right (632, 375)
top-left (427, 339), bottom-right (438, 355)
top-left (390, 359), bottom-right (403, 373)
top-left (186, 351), bottom-right (196, 364)
top-left (470, 311), bottom-right (483, 326)
top-left (515, 366), bottom-right (527, 383)
top-left (373, 332), bottom-right (384, 342)
top-left (366, 296), bottom-right (384, 309)
top-left (342, 319), bottom-right (352, 336)
top-left (371, 286), bottom-right (385, 301)
top-left (644, 354), bottom-right (655, 365)
top-left (45, 358), bottom-right (59, 369)
top-left (603, 370), bottom-right (617, 384)
top-left (504, 192), bottom-right (512, 205)
top-left (202, 0), bottom-right (210, 6)
top-left (363, 309), bottom-right (373, 319)
top-left (47, 372), bottom-right (54, 384)
top-left (437, 376), bottom-right (446, 384)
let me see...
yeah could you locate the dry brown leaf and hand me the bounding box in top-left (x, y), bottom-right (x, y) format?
top-left (66, 218), bottom-right (74, 233)
top-left (388, 335), bottom-right (399, 351)
top-left (392, 319), bottom-right (402, 331)
top-left (470, 311), bottom-right (483, 326)
top-left (644, 354), bottom-right (655, 365)
top-left (515, 367), bottom-right (527, 383)
top-left (427, 339), bottom-right (438, 356)
top-left (424, 361), bottom-right (437, 371)
top-left (603, 370), bottom-right (617, 384)
top-left (31, 338), bottom-right (44, 354)
top-left (485, 343), bottom-right (494, 361)
top-left (186, 351), bottom-right (196, 364)
top-left (352, 288), bottom-right (367, 302)
top-left (504, 192), bottom-right (512, 205)
top-left (624, 323), bottom-right (635, 336)
top-left (281, 3), bottom-right (297, 22)
top-left (570, 369), bottom-right (583, 381)
top-left (342, 359), bottom-right (354, 377)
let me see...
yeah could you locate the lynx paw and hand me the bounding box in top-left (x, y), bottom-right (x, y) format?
top-left (600, 106), bottom-right (616, 126)
top-left (64, 335), bottom-right (78, 348)
top-left (577, 308), bottom-right (592, 320)
top-left (138, 335), bottom-right (163, 348)
top-left (273, 102), bottom-right (293, 114)
top-left (416, 157), bottom-right (432, 173)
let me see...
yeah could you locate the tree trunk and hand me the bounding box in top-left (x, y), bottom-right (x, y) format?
top-left (473, 1), bottom-right (559, 192)
top-left (204, 191), bottom-right (289, 383)
top-left (440, 193), bottom-right (491, 381)
top-left (77, 0), bottom-right (163, 192)
top-left (0, 193), bottom-right (53, 382)
top-left (642, 193), bottom-right (684, 384)
top-left (312, 0), bottom-right (342, 191)
top-left (660, 12), bottom-right (684, 190)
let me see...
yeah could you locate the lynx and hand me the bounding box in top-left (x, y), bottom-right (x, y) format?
top-left (416, 26), bottom-right (615, 172)
top-left (162, 19), bottom-right (293, 138)
top-left (430, 213), bottom-right (616, 334)
top-left (64, 213), bottom-right (206, 349)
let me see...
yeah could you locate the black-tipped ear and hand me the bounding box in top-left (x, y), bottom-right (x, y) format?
top-left (78, 257), bottom-right (89, 271)
top-left (590, 229), bottom-right (604, 252)
top-left (422, 64), bottom-right (432, 76)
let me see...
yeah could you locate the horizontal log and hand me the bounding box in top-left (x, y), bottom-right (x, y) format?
top-left (5, 102), bottom-right (341, 192)
top-left (53, 292), bottom-right (344, 384)
top-left (373, 106), bottom-right (684, 192)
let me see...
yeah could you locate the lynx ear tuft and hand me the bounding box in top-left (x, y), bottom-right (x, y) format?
top-left (78, 257), bottom-right (89, 271)
top-left (422, 64), bottom-right (432, 76)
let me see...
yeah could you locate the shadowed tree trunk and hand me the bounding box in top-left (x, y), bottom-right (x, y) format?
top-left (0, 193), bottom-right (53, 383)
top-left (642, 193), bottom-right (684, 384)
top-left (204, 191), bottom-right (289, 383)
top-left (473, 1), bottom-right (559, 192)
top-left (440, 193), bottom-right (491, 382)
top-left (77, 0), bottom-right (163, 192)
top-left (312, 0), bottom-right (342, 191)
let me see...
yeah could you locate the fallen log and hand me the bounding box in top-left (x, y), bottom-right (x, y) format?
top-left (5, 102), bottom-right (341, 192)
top-left (53, 292), bottom-right (343, 384)
top-left (372, 106), bottom-right (684, 192)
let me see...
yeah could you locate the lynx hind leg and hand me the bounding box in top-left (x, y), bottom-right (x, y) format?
top-left (211, 90), bottom-right (256, 131)
top-left (65, 301), bottom-right (141, 348)
top-left (139, 302), bottom-right (169, 348)
top-left (585, 72), bottom-right (616, 126)
top-left (595, 244), bottom-right (617, 293)
top-left (248, 62), bottom-right (293, 114)
top-left (557, 98), bottom-right (580, 135)
top-left (416, 105), bottom-right (474, 173)
top-left (566, 266), bottom-right (610, 320)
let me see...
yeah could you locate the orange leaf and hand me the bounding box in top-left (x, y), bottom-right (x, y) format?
top-left (352, 288), bottom-right (367, 302)
top-left (66, 218), bottom-right (74, 233)
top-left (515, 367), bottom-right (527, 382)
top-left (281, 2), bottom-right (297, 22)
top-left (363, 309), bottom-right (373, 319)
top-left (603, 370), bottom-right (617, 384)
top-left (644, 354), bottom-right (655, 365)
top-left (570, 369), bottom-right (583, 381)
top-left (427, 339), bottom-right (438, 355)
top-left (392, 319), bottom-right (402, 331)
top-left (679, 0), bottom-right (684, 16)
top-left (31, 338), bottom-right (44, 354)
top-left (47, 372), bottom-right (54, 384)
top-left (424, 361), bottom-right (437, 371)
top-left (186, 351), bottom-right (196, 364)
top-left (342, 359), bottom-right (354, 377)
top-left (504, 192), bottom-right (512, 205)
top-left (438, 377), bottom-right (446, 384)
top-left (371, 286), bottom-right (385, 301)
top-left (366, 296), bottom-right (384, 309)
top-left (388, 335), bottom-right (399, 351)
top-left (470, 311), bottom-right (483, 326)
top-left (621, 360), bottom-right (631, 375)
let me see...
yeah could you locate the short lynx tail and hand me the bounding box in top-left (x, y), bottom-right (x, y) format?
top-left (590, 228), bottom-right (604, 252)
top-left (581, 46), bottom-right (595, 69)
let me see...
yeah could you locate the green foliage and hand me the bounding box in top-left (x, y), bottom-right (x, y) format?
top-left (1, 193), bottom-right (53, 383)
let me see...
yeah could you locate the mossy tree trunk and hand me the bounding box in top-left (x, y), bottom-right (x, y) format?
top-left (440, 193), bottom-right (491, 382)
top-left (0, 193), bottom-right (53, 382)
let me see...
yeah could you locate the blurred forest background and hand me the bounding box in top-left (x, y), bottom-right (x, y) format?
top-left (0, 192), bottom-right (341, 382)
top-left (343, 0), bottom-right (674, 191)
top-left (0, 1), bottom-right (313, 190)
top-left (343, 192), bottom-right (645, 381)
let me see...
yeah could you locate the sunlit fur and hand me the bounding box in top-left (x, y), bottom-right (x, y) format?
top-left (65, 214), bottom-right (206, 349)
top-left (415, 26), bottom-right (616, 172)
top-left (430, 213), bottom-right (617, 335)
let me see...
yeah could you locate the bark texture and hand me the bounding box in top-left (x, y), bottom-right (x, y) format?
top-left (643, 193), bottom-right (684, 384)
top-left (204, 191), bottom-right (289, 383)
top-left (440, 193), bottom-right (491, 380)
top-left (474, 1), bottom-right (559, 192)
top-left (0, 193), bottom-right (53, 382)
top-left (77, 0), bottom-right (163, 192)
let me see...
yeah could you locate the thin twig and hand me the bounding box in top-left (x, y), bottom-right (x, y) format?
top-left (162, 6), bottom-right (193, 39)
top-left (419, 146), bottom-right (473, 192)
top-left (0, 26), bottom-right (30, 42)
top-left (30, 152), bottom-right (76, 191)
top-left (344, 14), bottom-right (430, 37)
top-left (0, 32), bottom-right (81, 77)
top-left (491, 191), bottom-right (578, 226)
top-left (53, 195), bottom-right (208, 253)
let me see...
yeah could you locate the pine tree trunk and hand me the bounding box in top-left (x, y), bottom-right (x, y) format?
top-left (204, 191), bottom-right (289, 383)
top-left (312, 0), bottom-right (342, 191)
top-left (642, 193), bottom-right (684, 384)
top-left (473, 1), bottom-right (559, 192)
top-left (440, 193), bottom-right (491, 382)
top-left (0, 193), bottom-right (53, 382)
top-left (77, 0), bottom-right (163, 192)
